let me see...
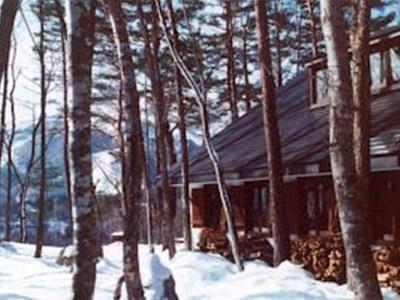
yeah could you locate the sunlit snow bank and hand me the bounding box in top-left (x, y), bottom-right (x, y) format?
top-left (0, 242), bottom-right (399, 300)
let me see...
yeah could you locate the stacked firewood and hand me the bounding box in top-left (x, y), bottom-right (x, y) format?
top-left (198, 229), bottom-right (399, 294)
top-left (291, 236), bottom-right (400, 293)
top-left (373, 244), bottom-right (400, 293)
top-left (291, 235), bottom-right (346, 283)
top-left (198, 229), bottom-right (273, 263)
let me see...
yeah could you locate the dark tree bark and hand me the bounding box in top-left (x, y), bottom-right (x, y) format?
top-left (166, 0), bottom-right (192, 251)
top-left (5, 82), bottom-right (16, 242)
top-left (156, 0), bottom-right (243, 271)
top-left (138, 0), bottom-right (176, 259)
top-left (34, 0), bottom-right (47, 259)
top-left (54, 0), bottom-right (73, 240)
top-left (15, 115), bottom-right (41, 243)
top-left (241, 14), bottom-right (252, 112)
top-left (66, 0), bottom-right (98, 298)
top-left (306, 0), bottom-right (319, 57)
top-left (254, 0), bottom-right (290, 266)
top-left (4, 37), bottom-right (17, 242)
top-left (320, 1), bottom-right (382, 299)
top-left (350, 0), bottom-right (372, 243)
top-left (101, 1), bottom-right (145, 298)
top-left (273, 0), bottom-right (283, 88)
top-left (225, 0), bottom-right (238, 122)
top-left (0, 0), bottom-right (19, 87)
top-left (1, 48), bottom-right (9, 238)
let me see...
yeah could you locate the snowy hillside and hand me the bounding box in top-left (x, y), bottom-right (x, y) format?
top-left (0, 242), bottom-right (398, 300)
top-left (0, 116), bottom-right (198, 242)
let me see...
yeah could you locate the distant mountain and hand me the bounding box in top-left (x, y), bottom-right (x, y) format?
top-left (0, 115), bottom-right (198, 243)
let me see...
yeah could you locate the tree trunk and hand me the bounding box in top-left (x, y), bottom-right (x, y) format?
top-left (0, 0), bottom-right (19, 87)
top-left (350, 0), bottom-right (372, 242)
top-left (156, 0), bottom-right (243, 271)
top-left (5, 42), bottom-right (17, 240)
top-left (137, 0), bottom-right (176, 259)
top-left (241, 14), bottom-right (252, 112)
top-left (5, 52), bottom-right (16, 241)
top-left (306, 0), bottom-right (319, 57)
top-left (273, 0), bottom-right (283, 88)
top-left (66, 0), bottom-right (98, 298)
top-left (1, 50), bottom-right (9, 240)
top-left (34, 0), bottom-right (47, 259)
top-left (320, 1), bottom-right (382, 299)
top-left (225, 0), bottom-right (238, 122)
top-left (254, 0), bottom-right (290, 266)
top-left (102, 1), bottom-right (145, 299)
top-left (55, 0), bottom-right (73, 241)
top-left (166, 0), bottom-right (192, 251)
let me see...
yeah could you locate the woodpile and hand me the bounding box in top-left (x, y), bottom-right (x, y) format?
top-left (198, 228), bottom-right (273, 264)
top-left (373, 244), bottom-right (400, 293)
top-left (198, 229), bottom-right (400, 294)
top-left (291, 235), bottom-right (346, 284)
top-left (291, 236), bottom-right (400, 294)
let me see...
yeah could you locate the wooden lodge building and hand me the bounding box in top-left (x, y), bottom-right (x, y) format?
top-left (169, 26), bottom-right (400, 245)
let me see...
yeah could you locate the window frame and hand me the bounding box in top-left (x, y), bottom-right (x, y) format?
top-left (309, 43), bottom-right (400, 108)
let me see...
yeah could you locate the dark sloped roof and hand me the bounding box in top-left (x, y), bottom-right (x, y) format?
top-left (170, 72), bottom-right (400, 184)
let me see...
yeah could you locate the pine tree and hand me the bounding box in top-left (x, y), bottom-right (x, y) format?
top-left (254, 0), bottom-right (290, 266)
top-left (101, 0), bottom-right (145, 298)
top-left (0, 0), bottom-right (19, 87)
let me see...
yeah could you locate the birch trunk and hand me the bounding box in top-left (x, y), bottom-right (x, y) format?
top-left (66, 0), bottom-right (98, 298)
top-left (320, 1), bottom-right (382, 299)
top-left (156, 0), bottom-right (243, 271)
top-left (101, 1), bottom-right (145, 298)
top-left (254, 0), bottom-right (290, 266)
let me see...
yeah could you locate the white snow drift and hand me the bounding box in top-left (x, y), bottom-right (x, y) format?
top-left (0, 242), bottom-right (399, 300)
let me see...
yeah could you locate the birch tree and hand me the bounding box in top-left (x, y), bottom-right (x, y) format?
top-left (320, 1), bottom-right (382, 298)
top-left (156, 0), bottom-right (244, 272)
top-left (101, 0), bottom-right (145, 298)
top-left (137, 0), bottom-right (176, 258)
top-left (66, 0), bottom-right (98, 298)
top-left (165, 0), bottom-right (192, 251)
top-left (254, 0), bottom-right (290, 266)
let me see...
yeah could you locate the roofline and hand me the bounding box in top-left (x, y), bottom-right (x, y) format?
top-left (171, 167), bottom-right (400, 188)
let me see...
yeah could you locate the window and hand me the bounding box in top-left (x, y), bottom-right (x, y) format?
top-left (391, 47), bottom-right (400, 82)
top-left (370, 52), bottom-right (385, 86)
top-left (309, 45), bottom-right (400, 108)
top-left (371, 155), bottom-right (398, 170)
top-left (316, 69), bottom-right (329, 104)
top-left (310, 68), bottom-right (329, 106)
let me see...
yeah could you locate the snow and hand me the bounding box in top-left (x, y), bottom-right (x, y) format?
top-left (0, 242), bottom-right (399, 300)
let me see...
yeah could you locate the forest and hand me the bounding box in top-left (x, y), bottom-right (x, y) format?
top-left (0, 0), bottom-right (400, 299)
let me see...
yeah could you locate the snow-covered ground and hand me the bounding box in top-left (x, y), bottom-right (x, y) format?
top-left (0, 242), bottom-right (399, 300)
